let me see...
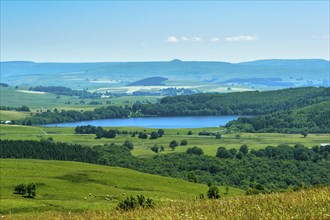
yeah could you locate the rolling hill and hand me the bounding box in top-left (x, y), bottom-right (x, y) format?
top-left (1, 59), bottom-right (329, 91)
top-left (0, 159), bottom-right (242, 216)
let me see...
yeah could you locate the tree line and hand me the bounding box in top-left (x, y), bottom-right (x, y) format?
top-left (29, 86), bottom-right (101, 99)
top-left (0, 139), bottom-right (100, 164)
top-left (1, 139), bottom-right (329, 190)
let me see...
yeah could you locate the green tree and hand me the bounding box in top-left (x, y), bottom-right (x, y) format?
top-left (138, 132), bottom-right (148, 139)
top-left (239, 144), bottom-right (249, 155)
top-left (123, 140), bottom-right (134, 150)
top-left (169, 140), bottom-right (179, 150)
top-left (186, 146), bottom-right (204, 155)
top-left (187, 130), bottom-right (193, 135)
top-left (26, 183), bottom-right (36, 198)
top-left (207, 186), bottom-right (220, 199)
top-left (301, 130), bottom-right (308, 138)
top-left (151, 145), bottom-right (159, 153)
top-left (14, 183), bottom-right (27, 194)
top-left (216, 147), bottom-right (229, 158)
top-left (150, 131), bottom-right (159, 139)
top-left (180, 140), bottom-right (188, 146)
top-left (157, 129), bottom-right (164, 137)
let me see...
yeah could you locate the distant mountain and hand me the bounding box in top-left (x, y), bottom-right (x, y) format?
top-left (1, 59), bottom-right (329, 90)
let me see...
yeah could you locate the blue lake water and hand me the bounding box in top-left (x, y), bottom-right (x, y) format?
top-left (45, 115), bottom-right (241, 128)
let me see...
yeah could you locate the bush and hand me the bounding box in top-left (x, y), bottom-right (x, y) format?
top-left (169, 140), bottom-right (179, 150)
top-left (14, 183), bottom-right (36, 198)
top-left (207, 186), bottom-right (220, 199)
top-left (187, 130), bottom-right (193, 135)
top-left (150, 131), bottom-right (159, 139)
top-left (138, 132), bottom-right (148, 139)
top-left (123, 140), bottom-right (134, 150)
top-left (117, 195), bottom-right (154, 211)
top-left (186, 146), bottom-right (204, 155)
top-left (14, 183), bottom-right (27, 194)
top-left (180, 140), bottom-right (188, 146)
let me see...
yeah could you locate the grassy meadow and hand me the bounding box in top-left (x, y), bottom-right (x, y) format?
top-left (0, 87), bottom-right (159, 111)
top-left (1, 125), bottom-right (329, 157)
top-left (0, 159), bottom-right (243, 217)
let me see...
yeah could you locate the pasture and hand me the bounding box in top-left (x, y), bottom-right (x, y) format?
top-left (0, 125), bottom-right (329, 157)
top-left (0, 159), bottom-right (242, 216)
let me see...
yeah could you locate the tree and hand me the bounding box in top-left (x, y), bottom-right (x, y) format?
top-left (157, 129), bottom-right (164, 137)
top-left (180, 140), bottom-right (188, 146)
top-left (186, 146), bottom-right (204, 155)
top-left (160, 146), bottom-right (165, 152)
top-left (216, 147), bottom-right (229, 158)
top-left (19, 105), bottom-right (30, 112)
top-left (215, 133), bottom-right (222, 139)
top-left (151, 145), bottom-right (159, 153)
top-left (207, 186), bottom-right (220, 199)
top-left (301, 130), bottom-right (308, 138)
top-left (104, 129), bottom-right (116, 138)
top-left (229, 148), bottom-right (237, 158)
top-left (187, 130), bottom-right (193, 135)
top-left (26, 183), bottom-right (36, 198)
top-left (169, 140), bottom-right (178, 150)
top-left (239, 144), bottom-right (249, 155)
top-left (14, 183), bottom-right (27, 194)
top-left (236, 152), bottom-right (243, 160)
top-left (123, 140), bottom-right (134, 150)
top-left (150, 131), bottom-right (159, 139)
top-left (138, 132), bottom-right (148, 139)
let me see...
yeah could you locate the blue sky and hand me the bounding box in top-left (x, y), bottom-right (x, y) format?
top-left (1, 1), bottom-right (329, 62)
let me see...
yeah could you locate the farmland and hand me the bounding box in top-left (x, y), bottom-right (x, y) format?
top-left (1, 125), bottom-right (329, 157)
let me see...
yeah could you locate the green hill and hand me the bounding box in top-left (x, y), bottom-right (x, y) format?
top-left (0, 159), bottom-right (243, 216)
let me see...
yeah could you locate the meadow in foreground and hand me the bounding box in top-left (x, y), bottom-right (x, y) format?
top-left (6, 186), bottom-right (330, 220)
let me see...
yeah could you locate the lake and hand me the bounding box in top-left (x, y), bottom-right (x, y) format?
top-left (45, 115), bottom-right (241, 128)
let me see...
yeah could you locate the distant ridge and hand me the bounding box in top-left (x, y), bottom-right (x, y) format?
top-left (127, 77), bottom-right (168, 86)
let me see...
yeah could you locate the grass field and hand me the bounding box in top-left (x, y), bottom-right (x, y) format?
top-left (1, 125), bottom-right (329, 157)
top-left (0, 110), bottom-right (30, 121)
top-left (0, 159), bottom-right (243, 216)
top-left (0, 87), bottom-right (159, 111)
top-left (41, 186), bottom-right (329, 220)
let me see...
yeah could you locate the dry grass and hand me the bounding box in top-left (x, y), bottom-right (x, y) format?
top-left (7, 187), bottom-right (330, 220)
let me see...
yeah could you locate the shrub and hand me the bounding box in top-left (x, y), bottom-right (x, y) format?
top-left (186, 146), bottom-right (204, 155)
top-left (117, 195), bottom-right (154, 211)
top-left (180, 140), bottom-right (188, 146)
top-left (207, 186), bottom-right (220, 199)
top-left (123, 140), bottom-right (134, 150)
top-left (138, 132), bottom-right (148, 139)
top-left (14, 183), bottom-right (27, 194)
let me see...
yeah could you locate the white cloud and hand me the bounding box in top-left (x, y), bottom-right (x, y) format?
top-left (181, 36), bottom-right (189, 41)
top-left (191, 37), bottom-right (202, 42)
top-left (323, 34), bottom-right (329, 39)
top-left (210, 37), bottom-right (220, 42)
top-left (166, 36), bottom-right (178, 43)
top-left (225, 35), bottom-right (258, 42)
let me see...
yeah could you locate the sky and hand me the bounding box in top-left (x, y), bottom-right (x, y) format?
top-left (1, 1), bottom-right (329, 62)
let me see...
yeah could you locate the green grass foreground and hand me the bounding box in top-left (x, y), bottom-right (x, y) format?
top-left (0, 159), bottom-right (243, 216)
top-left (5, 186), bottom-right (330, 219)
